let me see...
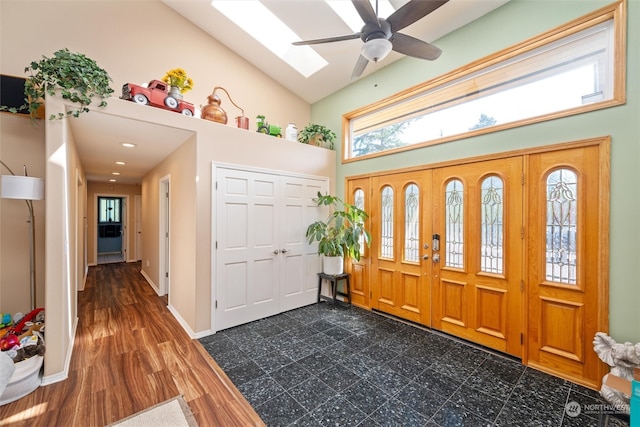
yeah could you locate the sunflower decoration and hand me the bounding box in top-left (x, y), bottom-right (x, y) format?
top-left (162, 68), bottom-right (194, 94)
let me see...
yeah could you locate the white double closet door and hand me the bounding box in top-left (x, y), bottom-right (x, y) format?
top-left (214, 165), bottom-right (328, 331)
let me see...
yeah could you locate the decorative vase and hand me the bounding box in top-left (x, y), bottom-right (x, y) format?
top-left (322, 256), bottom-right (344, 275)
top-left (201, 93), bottom-right (227, 124)
top-left (168, 86), bottom-right (183, 100)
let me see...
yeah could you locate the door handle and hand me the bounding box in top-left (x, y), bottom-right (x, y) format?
top-left (432, 253), bottom-right (440, 263)
top-left (273, 250), bottom-right (280, 255)
top-left (422, 254), bottom-right (429, 260)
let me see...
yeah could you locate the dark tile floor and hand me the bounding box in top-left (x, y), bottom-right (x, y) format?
top-left (199, 303), bottom-right (630, 427)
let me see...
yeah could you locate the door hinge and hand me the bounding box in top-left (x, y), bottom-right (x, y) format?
top-left (215, 241), bottom-right (218, 249)
top-left (369, 290), bottom-right (372, 298)
top-left (215, 300), bottom-right (218, 309)
top-left (521, 173), bottom-right (525, 185)
top-left (165, 272), bottom-right (169, 278)
top-left (520, 279), bottom-right (524, 292)
top-left (520, 333), bottom-right (524, 345)
top-left (215, 181), bottom-right (218, 190)
top-left (521, 226), bottom-right (524, 239)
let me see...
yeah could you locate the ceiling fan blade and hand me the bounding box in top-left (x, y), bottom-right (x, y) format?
top-left (387, 0), bottom-right (449, 33)
top-left (352, 0), bottom-right (378, 25)
top-left (351, 54), bottom-right (369, 80)
top-left (391, 33), bottom-right (442, 60)
top-left (293, 33), bottom-right (361, 46)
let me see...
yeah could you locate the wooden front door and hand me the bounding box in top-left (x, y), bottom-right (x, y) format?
top-left (525, 143), bottom-right (609, 388)
top-left (431, 157), bottom-right (524, 357)
top-left (370, 171), bottom-right (433, 325)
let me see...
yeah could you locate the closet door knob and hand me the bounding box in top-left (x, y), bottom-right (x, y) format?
top-left (281, 249), bottom-right (288, 253)
top-left (273, 250), bottom-right (280, 255)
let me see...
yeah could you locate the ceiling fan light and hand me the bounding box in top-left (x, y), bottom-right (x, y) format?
top-left (361, 38), bottom-right (392, 63)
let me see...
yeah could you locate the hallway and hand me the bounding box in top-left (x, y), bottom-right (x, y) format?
top-left (0, 262), bottom-right (263, 426)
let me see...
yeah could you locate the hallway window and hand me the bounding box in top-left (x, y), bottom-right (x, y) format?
top-left (546, 168), bottom-right (578, 284)
top-left (99, 197), bottom-right (121, 223)
top-left (445, 179), bottom-right (464, 269)
top-left (381, 186), bottom-right (394, 259)
top-left (480, 176), bottom-right (504, 274)
top-left (404, 184), bottom-right (419, 262)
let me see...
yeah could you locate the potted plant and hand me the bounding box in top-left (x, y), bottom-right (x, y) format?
top-left (305, 192), bottom-right (370, 275)
top-left (298, 123), bottom-right (337, 149)
top-left (0, 48), bottom-right (114, 120)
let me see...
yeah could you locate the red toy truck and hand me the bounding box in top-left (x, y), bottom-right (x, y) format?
top-left (121, 80), bottom-right (195, 116)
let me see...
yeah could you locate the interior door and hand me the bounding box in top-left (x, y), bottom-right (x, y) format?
top-left (134, 195), bottom-right (142, 261)
top-left (279, 176), bottom-right (328, 311)
top-left (526, 144), bottom-right (608, 388)
top-left (215, 168), bottom-right (280, 330)
top-left (432, 157), bottom-right (523, 356)
top-left (370, 171), bottom-right (432, 325)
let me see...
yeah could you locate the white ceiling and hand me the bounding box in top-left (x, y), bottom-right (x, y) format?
top-left (72, 0), bottom-right (509, 185)
top-left (72, 110), bottom-right (195, 185)
top-left (162, 0), bottom-right (510, 104)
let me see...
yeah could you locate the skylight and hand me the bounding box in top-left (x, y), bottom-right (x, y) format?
top-left (211, 0), bottom-right (328, 78)
top-left (326, 0), bottom-right (395, 32)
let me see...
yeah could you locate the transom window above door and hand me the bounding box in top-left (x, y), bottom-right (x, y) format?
top-left (343, 2), bottom-right (625, 161)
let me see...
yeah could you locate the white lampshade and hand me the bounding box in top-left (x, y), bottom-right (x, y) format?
top-left (361, 38), bottom-right (393, 63)
top-left (0, 175), bottom-right (45, 200)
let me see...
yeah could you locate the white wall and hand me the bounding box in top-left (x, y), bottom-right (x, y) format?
top-left (0, 0), bottom-right (315, 382)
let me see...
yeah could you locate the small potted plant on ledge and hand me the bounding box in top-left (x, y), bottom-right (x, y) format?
top-left (305, 192), bottom-right (370, 275)
top-left (0, 48), bottom-right (114, 120)
top-left (298, 123), bottom-right (337, 149)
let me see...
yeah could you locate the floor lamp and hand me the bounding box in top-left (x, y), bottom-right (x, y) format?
top-left (0, 161), bottom-right (45, 311)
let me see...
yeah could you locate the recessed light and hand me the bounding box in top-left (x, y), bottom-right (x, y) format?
top-left (121, 142), bottom-right (136, 148)
top-left (109, 179), bottom-right (117, 182)
top-left (112, 172), bottom-right (121, 176)
top-left (115, 161), bottom-right (126, 165)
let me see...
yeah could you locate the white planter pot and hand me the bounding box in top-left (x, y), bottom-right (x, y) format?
top-left (322, 256), bottom-right (344, 275)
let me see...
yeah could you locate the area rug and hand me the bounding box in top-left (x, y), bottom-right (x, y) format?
top-left (108, 395), bottom-right (198, 427)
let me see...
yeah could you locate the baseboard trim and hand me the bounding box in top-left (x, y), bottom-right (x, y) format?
top-left (41, 316), bottom-right (78, 386)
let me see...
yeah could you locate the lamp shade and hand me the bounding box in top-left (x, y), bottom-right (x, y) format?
top-left (361, 38), bottom-right (392, 63)
top-left (0, 175), bottom-right (45, 200)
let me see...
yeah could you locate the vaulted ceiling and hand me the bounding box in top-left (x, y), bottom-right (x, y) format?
top-left (162, 0), bottom-right (509, 103)
top-left (74, 0), bottom-right (509, 184)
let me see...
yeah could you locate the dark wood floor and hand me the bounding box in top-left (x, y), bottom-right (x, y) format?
top-left (0, 262), bottom-right (265, 427)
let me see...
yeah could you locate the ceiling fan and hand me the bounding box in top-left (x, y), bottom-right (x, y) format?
top-left (292, 0), bottom-right (449, 80)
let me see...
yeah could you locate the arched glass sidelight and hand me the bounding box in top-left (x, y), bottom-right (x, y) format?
top-left (445, 179), bottom-right (464, 268)
top-left (354, 188), bottom-right (365, 257)
top-left (404, 184), bottom-right (419, 262)
top-left (546, 168), bottom-right (578, 284)
top-left (381, 186), bottom-right (394, 258)
top-left (480, 176), bottom-right (504, 274)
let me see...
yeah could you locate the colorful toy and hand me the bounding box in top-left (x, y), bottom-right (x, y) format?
top-left (256, 115), bottom-right (282, 137)
top-left (0, 308), bottom-right (44, 351)
top-left (121, 80), bottom-right (195, 116)
top-left (0, 313), bottom-right (11, 328)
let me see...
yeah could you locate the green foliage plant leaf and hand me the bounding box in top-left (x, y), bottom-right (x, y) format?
top-left (0, 48), bottom-right (114, 120)
top-left (305, 191), bottom-right (371, 261)
top-left (297, 123), bottom-right (337, 149)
